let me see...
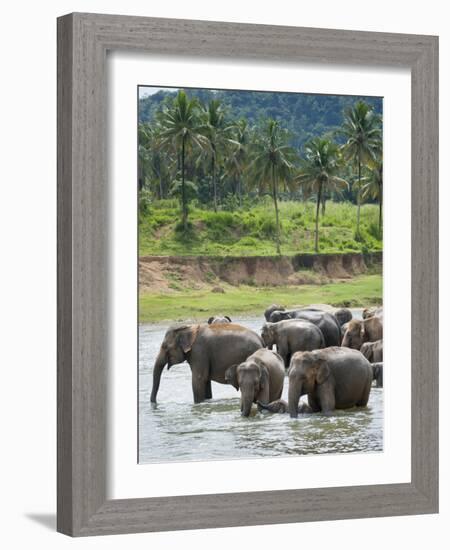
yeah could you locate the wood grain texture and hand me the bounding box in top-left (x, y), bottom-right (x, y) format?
top-left (57, 12), bottom-right (439, 537)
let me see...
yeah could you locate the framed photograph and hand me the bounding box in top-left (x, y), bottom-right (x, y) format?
top-left (57, 13), bottom-right (438, 536)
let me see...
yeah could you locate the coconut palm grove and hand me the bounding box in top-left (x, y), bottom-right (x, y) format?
top-left (138, 87), bottom-right (382, 257)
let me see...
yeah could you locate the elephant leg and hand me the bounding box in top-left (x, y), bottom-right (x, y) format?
top-left (205, 379), bottom-right (212, 399)
top-left (307, 393), bottom-right (322, 413)
top-left (356, 380), bottom-right (371, 407)
top-left (192, 372), bottom-right (208, 404)
top-left (316, 383), bottom-right (336, 415)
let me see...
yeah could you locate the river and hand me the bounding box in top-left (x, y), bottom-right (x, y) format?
top-left (138, 312), bottom-right (383, 463)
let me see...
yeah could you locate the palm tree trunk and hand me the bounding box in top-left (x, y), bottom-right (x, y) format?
top-left (321, 193), bottom-right (326, 217)
top-left (212, 146), bottom-right (217, 212)
top-left (238, 178), bottom-right (242, 208)
top-left (272, 164), bottom-right (281, 255)
top-left (356, 158), bottom-right (361, 239)
top-left (315, 183), bottom-right (322, 253)
top-left (378, 182), bottom-right (382, 235)
top-left (181, 135), bottom-right (188, 232)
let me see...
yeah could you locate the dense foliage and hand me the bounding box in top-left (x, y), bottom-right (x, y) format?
top-left (138, 89), bottom-right (383, 254)
top-left (139, 88), bottom-right (382, 150)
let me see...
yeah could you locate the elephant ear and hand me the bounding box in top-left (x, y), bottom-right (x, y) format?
top-left (225, 364), bottom-right (239, 390)
top-left (315, 358), bottom-right (330, 385)
top-left (259, 365), bottom-right (269, 390)
top-left (176, 325), bottom-right (199, 353)
top-left (207, 317), bottom-right (214, 324)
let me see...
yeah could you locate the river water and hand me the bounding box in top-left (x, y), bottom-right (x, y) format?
top-left (139, 313), bottom-right (383, 464)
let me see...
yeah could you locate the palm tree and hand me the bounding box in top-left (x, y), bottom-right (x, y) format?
top-left (362, 156), bottom-right (383, 234)
top-left (225, 118), bottom-right (250, 207)
top-left (338, 101), bottom-right (382, 239)
top-left (297, 137), bottom-right (348, 252)
top-left (201, 99), bottom-right (235, 211)
top-left (138, 123), bottom-right (175, 199)
top-left (248, 120), bottom-right (296, 254)
top-left (156, 90), bottom-right (209, 231)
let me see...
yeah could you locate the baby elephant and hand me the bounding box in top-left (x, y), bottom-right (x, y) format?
top-left (261, 319), bottom-right (325, 368)
top-left (372, 362), bottom-right (383, 387)
top-left (207, 315), bottom-right (232, 324)
top-left (257, 399), bottom-right (312, 414)
top-left (225, 349), bottom-right (285, 417)
top-left (288, 347), bottom-right (373, 418)
top-left (360, 339), bottom-right (383, 363)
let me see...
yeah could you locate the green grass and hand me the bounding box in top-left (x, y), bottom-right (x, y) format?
top-left (139, 273), bottom-right (382, 323)
top-left (139, 199), bottom-right (382, 257)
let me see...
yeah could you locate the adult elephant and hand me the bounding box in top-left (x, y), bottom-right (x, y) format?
top-left (362, 306), bottom-right (383, 320)
top-left (269, 309), bottom-right (341, 347)
top-left (224, 349), bottom-right (285, 417)
top-left (360, 339), bottom-right (383, 363)
top-left (372, 362), bottom-right (383, 388)
top-left (342, 316), bottom-right (383, 350)
top-left (261, 319), bottom-right (325, 367)
top-left (150, 323), bottom-right (263, 404)
top-left (207, 315), bottom-right (232, 324)
top-left (334, 308), bottom-right (353, 327)
top-left (264, 304), bottom-right (285, 322)
top-left (288, 347), bottom-right (373, 418)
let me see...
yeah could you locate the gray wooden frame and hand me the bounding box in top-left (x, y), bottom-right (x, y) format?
top-left (57, 12), bottom-right (438, 537)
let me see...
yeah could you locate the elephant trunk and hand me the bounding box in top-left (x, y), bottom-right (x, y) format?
top-left (240, 387), bottom-right (254, 417)
top-left (150, 347), bottom-right (168, 403)
top-left (341, 333), bottom-right (350, 348)
top-left (288, 383), bottom-right (302, 418)
top-left (261, 336), bottom-right (273, 351)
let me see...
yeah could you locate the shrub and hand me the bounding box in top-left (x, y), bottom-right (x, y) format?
top-left (259, 217), bottom-right (278, 238)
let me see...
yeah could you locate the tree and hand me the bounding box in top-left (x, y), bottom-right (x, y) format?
top-left (338, 101), bottom-right (382, 239)
top-left (138, 123), bottom-right (175, 199)
top-left (297, 137), bottom-right (348, 252)
top-left (156, 90), bottom-right (209, 231)
top-left (201, 99), bottom-right (236, 211)
top-left (225, 118), bottom-right (250, 207)
top-left (362, 155), bottom-right (383, 234)
top-left (248, 120), bottom-right (297, 254)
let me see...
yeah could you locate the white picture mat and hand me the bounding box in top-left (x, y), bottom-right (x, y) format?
top-left (107, 51), bottom-right (411, 500)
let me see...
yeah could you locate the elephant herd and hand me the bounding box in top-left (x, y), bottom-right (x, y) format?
top-left (150, 304), bottom-right (384, 418)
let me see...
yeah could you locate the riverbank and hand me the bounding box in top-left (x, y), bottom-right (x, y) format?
top-left (139, 251), bottom-right (382, 293)
top-left (139, 273), bottom-right (382, 323)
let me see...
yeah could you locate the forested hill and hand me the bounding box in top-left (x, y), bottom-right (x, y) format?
top-left (138, 88), bottom-right (382, 150)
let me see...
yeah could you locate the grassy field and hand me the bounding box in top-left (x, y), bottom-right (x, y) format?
top-left (139, 199), bottom-right (382, 257)
top-left (139, 273), bottom-right (382, 323)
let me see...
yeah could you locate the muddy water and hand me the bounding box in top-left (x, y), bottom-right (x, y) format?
top-left (139, 312), bottom-right (383, 463)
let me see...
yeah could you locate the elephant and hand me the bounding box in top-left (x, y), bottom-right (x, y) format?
top-left (150, 323), bottom-right (263, 404)
top-left (334, 308), bottom-right (353, 327)
top-left (372, 362), bottom-right (383, 387)
top-left (257, 399), bottom-right (313, 414)
top-left (360, 339), bottom-right (383, 363)
top-left (268, 309), bottom-right (341, 347)
top-left (362, 306), bottom-right (383, 320)
top-left (264, 304), bottom-right (285, 322)
top-left (288, 347), bottom-right (373, 418)
top-left (341, 316), bottom-right (383, 350)
top-left (224, 349), bottom-right (285, 417)
top-left (207, 315), bottom-right (232, 324)
top-left (257, 399), bottom-right (288, 413)
top-left (261, 319), bottom-right (325, 367)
